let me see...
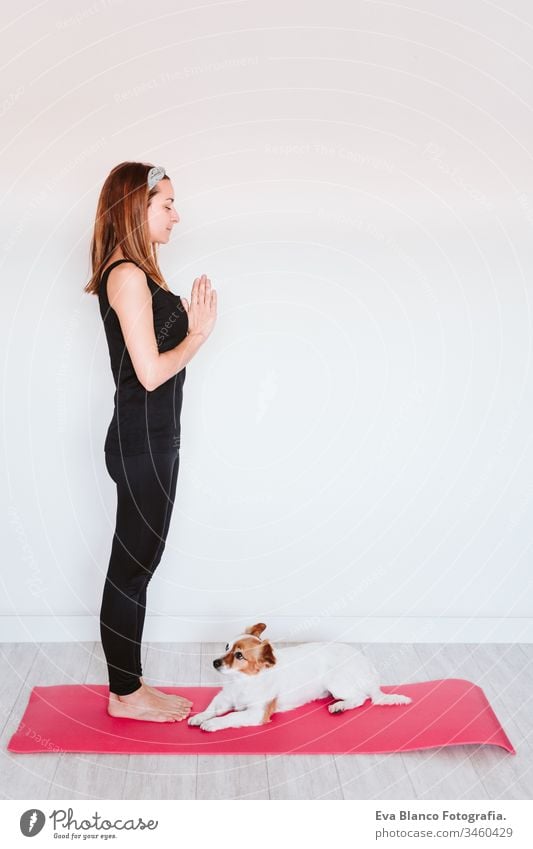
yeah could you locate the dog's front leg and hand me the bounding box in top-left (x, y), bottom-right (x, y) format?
top-left (200, 706), bottom-right (266, 732)
top-left (188, 691), bottom-right (234, 727)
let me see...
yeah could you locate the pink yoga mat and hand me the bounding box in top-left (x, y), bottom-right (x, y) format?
top-left (7, 679), bottom-right (514, 755)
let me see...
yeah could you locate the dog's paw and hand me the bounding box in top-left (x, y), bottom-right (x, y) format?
top-left (200, 718), bottom-right (221, 732)
top-left (188, 713), bottom-right (207, 726)
top-left (328, 701), bottom-right (345, 713)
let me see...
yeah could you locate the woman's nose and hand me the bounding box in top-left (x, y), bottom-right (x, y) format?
top-left (172, 210), bottom-right (180, 223)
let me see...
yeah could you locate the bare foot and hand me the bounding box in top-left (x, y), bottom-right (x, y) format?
top-left (140, 677), bottom-right (193, 711)
top-left (107, 683), bottom-right (190, 722)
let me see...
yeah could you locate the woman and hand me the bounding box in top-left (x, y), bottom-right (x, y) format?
top-left (85, 161), bottom-right (217, 722)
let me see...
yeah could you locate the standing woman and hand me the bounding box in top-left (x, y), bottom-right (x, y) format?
top-left (84, 162), bottom-right (217, 722)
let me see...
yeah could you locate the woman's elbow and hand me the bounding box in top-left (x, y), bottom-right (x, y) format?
top-left (137, 366), bottom-right (157, 392)
top-left (143, 375), bottom-right (157, 392)
top-left (142, 360), bottom-right (162, 392)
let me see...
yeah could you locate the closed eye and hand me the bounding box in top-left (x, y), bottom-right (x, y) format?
top-left (225, 644), bottom-right (229, 651)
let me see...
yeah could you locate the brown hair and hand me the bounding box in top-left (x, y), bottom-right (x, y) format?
top-left (84, 161), bottom-right (170, 295)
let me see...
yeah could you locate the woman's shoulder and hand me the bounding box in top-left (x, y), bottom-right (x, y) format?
top-left (101, 259), bottom-right (171, 299)
top-left (104, 258), bottom-right (143, 277)
top-left (104, 262), bottom-right (152, 311)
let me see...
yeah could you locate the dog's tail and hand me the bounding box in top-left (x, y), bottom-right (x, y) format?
top-left (370, 689), bottom-right (412, 706)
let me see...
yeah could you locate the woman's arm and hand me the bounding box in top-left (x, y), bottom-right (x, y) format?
top-left (106, 265), bottom-right (213, 392)
top-left (148, 332), bottom-right (206, 391)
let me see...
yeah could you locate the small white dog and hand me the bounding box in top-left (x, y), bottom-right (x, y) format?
top-left (188, 623), bottom-right (411, 732)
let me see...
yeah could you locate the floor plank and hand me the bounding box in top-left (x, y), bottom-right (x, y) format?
top-left (372, 642), bottom-right (489, 800)
top-left (335, 750), bottom-right (417, 799)
top-left (1, 642), bottom-right (94, 799)
top-left (267, 754), bottom-right (342, 799)
top-left (415, 643), bottom-right (532, 799)
top-left (0, 643), bottom-right (39, 738)
top-left (196, 754), bottom-right (270, 799)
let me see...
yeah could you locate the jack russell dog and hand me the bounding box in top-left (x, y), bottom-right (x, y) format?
top-left (188, 623), bottom-right (411, 732)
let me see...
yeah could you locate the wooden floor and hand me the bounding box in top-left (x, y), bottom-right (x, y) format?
top-left (0, 641), bottom-right (531, 800)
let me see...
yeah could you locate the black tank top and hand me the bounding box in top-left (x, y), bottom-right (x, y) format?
top-left (98, 259), bottom-right (189, 455)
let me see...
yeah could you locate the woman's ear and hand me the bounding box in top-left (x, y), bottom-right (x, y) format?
top-left (260, 641), bottom-right (276, 667)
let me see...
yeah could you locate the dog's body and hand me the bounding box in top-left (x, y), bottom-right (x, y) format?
top-left (188, 624), bottom-right (411, 732)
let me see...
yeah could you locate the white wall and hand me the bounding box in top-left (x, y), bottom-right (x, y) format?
top-left (1, 0), bottom-right (532, 643)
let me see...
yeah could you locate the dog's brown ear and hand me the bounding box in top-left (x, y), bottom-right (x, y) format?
top-left (246, 622), bottom-right (267, 638)
top-left (260, 641), bottom-right (276, 667)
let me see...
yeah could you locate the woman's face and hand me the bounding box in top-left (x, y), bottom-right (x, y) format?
top-left (147, 179), bottom-right (179, 245)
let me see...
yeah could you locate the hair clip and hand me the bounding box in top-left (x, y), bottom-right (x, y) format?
top-left (147, 165), bottom-right (166, 190)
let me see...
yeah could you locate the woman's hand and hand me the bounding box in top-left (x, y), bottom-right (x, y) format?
top-left (181, 274), bottom-right (217, 341)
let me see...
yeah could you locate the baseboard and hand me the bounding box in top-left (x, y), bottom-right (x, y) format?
top-left (0, 616), bottom-right (532, 643)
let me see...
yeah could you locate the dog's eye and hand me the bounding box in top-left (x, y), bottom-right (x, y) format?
top-left (235, 651), bottom-right (244, 660)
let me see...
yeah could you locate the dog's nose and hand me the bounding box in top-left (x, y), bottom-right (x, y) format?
top-left (213, 659), bottom-right (221, 669)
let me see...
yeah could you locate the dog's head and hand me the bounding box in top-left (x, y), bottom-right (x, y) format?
top-left (213, 622), bottom-right (276, 676)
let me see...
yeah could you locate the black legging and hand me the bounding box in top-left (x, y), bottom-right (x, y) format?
top-left (100, 451), bottom-right (180, 695)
